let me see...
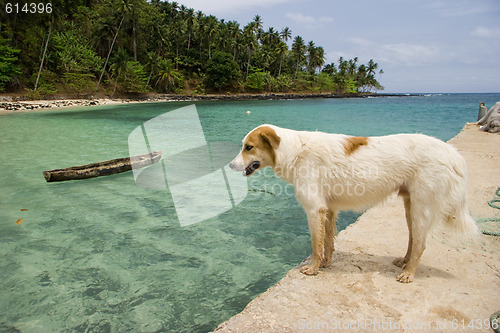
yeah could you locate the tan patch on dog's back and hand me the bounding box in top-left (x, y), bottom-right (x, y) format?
top-left (343, 136), bottom-right (369, 155)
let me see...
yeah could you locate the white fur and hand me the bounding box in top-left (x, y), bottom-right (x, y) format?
top-left (232, 124), bottom-right (480, 282)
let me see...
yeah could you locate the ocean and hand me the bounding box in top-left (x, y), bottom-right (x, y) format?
top-left (0, 93), bottom-right (498, 332)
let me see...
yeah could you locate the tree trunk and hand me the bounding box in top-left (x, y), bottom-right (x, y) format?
top-left (294, 57), bottom-right (300, 79)
top-left (133, 17), bottom-right (137, 62)
top-left (208, 38), bottom-right (211, 59)
top-left (246, 48), bottom-right (251, 78)
top-left (98, 15), bottom-right (125, 87)
top-left (146, 69), bottom-right (153, 88)
top-left (43, 151), bottom-right (162, 182)
top-left (34, 23), bottom-right (52, 91)
top-left (112, 76), bottom-right (119, 96)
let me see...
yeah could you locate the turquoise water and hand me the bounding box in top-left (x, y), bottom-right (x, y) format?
top-left (1, 93), bottom-right (498, 332)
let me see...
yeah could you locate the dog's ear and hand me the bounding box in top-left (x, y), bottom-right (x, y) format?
top-left (260, 127), bottom-right (281, 149)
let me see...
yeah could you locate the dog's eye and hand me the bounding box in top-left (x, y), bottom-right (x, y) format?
top-left (245, 145), bottom-right (253, 151)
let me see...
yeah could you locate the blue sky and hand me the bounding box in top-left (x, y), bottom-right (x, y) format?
top-left (174, 0), bottom-right (500, 93)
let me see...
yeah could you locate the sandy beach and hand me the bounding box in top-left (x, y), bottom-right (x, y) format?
top-left (214, 123), bottom-right (500, 332)
top-left (0, 92), bottom-right (402, 115)
top-left (0, 98), bottom-right (136, 115)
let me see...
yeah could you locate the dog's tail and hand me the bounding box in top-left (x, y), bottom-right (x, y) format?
top-left (443, 155), bottom-right (481, 238)
top-left (443, 174), bottom-right (480, 238)
top-left (446, 207), bottom-right (481, 238)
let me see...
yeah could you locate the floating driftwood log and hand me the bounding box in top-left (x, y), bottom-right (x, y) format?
top-left (43, 151), bottom-right (162, 182)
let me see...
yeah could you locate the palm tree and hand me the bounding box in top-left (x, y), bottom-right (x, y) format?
top-left (253, 15), bottom-right (264, 43)
top-left (185, 8), bottom-right (195, 50)
top-left (309, 45), bottom-right (325, 73)
top-left (227, 21), bottom-right (241, 60)
top-left (338, 56), bottom-right (348, 75)
top-left (275, 41), bottom-right (288, 76)
top-left (155, 58), bottom-right (182, 92)
top-left (195, 10), bottom-right (204, 59)
top-left (205, 15), bottom-right (218, 59)
top-left (243, 23), bottom-right (258, 78)
top-left (280, 27), bottom-right (291, 43)
top-left (306, 41), bottom-right (315, 73)
top-left (110, 48), bottom-right (130, 95)
top-left (262, 27), bottom-right (279, 47)
top-left (93, 17), bottom-right (116, 57)
top-left (253, 15), bottom-right (263, 30)
top-left (145, 51), bottom-right (161, 88)
top-left (97, 0), bottom-right (133, 86)
top-left (291, 35), bottom-right (306, 79)
top-left (348, 57), bottom-right (358, 75)
top-left (260, 47), bottom-right (272, 71)
top-left (364, 59), bottom-right (384, 92)
top-left (171, 19), bottom-right (185, 63)
top-left (322, 62), bottom-right (337, 75)
top-left (366, 59), bottom-right (378, 76)
top-left (170, 1), bottom-right (179, 19)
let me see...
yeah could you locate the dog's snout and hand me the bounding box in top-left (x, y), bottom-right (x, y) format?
top-left (229, 153), bottom-right (244, 172)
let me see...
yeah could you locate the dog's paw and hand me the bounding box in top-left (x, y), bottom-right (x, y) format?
top-left (300, 265), bottom-right (319, 275)
top-left (396, 271), bottom-right (414, 283)
top-left (392, 257), bottom-right (408, 268)
top-left (320, 258), bottom-right (332, 268)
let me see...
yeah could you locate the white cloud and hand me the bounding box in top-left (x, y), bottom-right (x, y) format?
top-left (175, 0), bottom-right (292, 15)
top-left (429, 0), bottom-right (493, 17)
top-left (285, 12), bottom-right (333, 27)
top-left (379, 43), bottom-right (444, 66)
top-left (471, 26), bottom-right (500, 38)
top-left (325, 50), bottom-right (355, 64)
top-left (341, 38), bottom-right (448, 67)
top-left (348, 37), bottom-right (377, 47)
top-left (285, 12), bottom-right (316, 25)
top-left (319, 16), bottom-right (333, 23)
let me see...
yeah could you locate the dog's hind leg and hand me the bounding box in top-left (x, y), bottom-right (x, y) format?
top-left (300, 207), bottom-right (328, 275)
top-left (396, 199), bottom-right (431, 283)
top-left (321, 209), bottom-right (337, 268)
top-left (393, 195), bottom-right (412, 268)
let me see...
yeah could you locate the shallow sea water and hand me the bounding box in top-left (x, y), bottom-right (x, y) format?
top-left (1, 94), bottom-right (498, 332)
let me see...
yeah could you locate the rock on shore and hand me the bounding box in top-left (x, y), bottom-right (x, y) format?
top-left (0, 99), bottom-right (100, 112)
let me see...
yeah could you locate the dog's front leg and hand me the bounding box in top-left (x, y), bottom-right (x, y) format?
top-left (321, 209), bottom-right (337, 268)
top-left (300, 207), bottom-right (328, 275)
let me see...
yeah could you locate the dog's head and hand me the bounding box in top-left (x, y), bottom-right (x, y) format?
top-left (229, 125), bottom-right (281, 176)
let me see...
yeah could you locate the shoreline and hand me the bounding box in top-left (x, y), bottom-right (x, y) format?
top-left (214, 122), bottom-right (499, 332)
top-left (0, 92), bottom-right (411, 114)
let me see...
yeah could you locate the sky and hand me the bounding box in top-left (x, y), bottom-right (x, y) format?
top-left (173, 0), bottom-right (500, 93)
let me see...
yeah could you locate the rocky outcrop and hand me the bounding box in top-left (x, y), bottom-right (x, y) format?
top-left (478, 101), bottom-right (500, 133)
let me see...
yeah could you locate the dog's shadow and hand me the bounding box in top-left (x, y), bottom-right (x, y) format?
top-left (298, 250), bottom-right (456, 281)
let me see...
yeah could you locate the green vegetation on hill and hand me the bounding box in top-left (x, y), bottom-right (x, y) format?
top-left (0, 0), bottom-right (384, 97)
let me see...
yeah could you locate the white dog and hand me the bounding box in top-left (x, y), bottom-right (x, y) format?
top-left (230, 124), bottom-right (479, 283)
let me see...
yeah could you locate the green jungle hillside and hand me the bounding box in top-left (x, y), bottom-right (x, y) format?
top-left (0, 0), bottom-right (384, 98)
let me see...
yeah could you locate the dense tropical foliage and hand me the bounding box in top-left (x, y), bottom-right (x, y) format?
top-left (0, 0), bottom-right (384, 96)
